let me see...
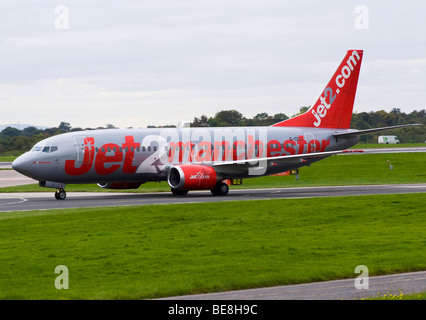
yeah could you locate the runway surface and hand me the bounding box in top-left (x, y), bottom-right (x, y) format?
top-left (0, 168), bottom-right (34, 187)
top-left (160, 271), bottom-right (426, 300)
top-left (1, 183), bottom-right (426, 212)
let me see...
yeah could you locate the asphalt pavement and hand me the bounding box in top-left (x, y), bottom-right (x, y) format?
top-left (159, 271), bottom-right (426, 300)
top-left (1, 183), bottom-right (426, 212)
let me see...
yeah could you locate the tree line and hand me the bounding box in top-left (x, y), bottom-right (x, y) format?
top-left (190, 108), bottom-right (425, 143)
top-left (350, 108), bottom-right (425, 143)
top-left (1, 108), bottom-right (424, 155)
top-left (0, 122), bottom-right (117, 155)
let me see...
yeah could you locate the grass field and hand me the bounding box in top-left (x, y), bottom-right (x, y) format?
top-left (0, 193), bottom-right (425, 300)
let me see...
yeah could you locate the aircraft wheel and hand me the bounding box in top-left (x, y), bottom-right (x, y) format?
top-left (211, 182), bottom-right (229, 196)
top-left (55, 189), bottom-right (66, 200)
top-left (171, 188), bottom-right (189, 196)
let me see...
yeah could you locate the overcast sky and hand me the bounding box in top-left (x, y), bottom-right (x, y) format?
top-left (1, 0), bottom-right (425, 129)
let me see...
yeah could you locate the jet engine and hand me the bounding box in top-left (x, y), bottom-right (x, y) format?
top-left (167, 164), bottom-right (221, 190)
top-left (97, 182), bottom-right (144, 189)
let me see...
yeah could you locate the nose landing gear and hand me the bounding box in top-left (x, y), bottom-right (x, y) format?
top-left (38, 181), bottom-right (67, 200)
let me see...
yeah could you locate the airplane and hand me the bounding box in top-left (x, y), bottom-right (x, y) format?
top-left (12, 50), bottom-right (421, 200)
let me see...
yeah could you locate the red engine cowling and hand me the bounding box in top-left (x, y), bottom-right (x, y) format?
top-left (97, 182), bottom-right (143, 189)
top-left (167, 164), bottom-right (220, 190)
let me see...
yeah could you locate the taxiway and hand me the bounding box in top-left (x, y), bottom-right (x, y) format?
top-left (160, 270), bottom-right (426, 300)
top-left (1, 183), bottom-right (426, 212)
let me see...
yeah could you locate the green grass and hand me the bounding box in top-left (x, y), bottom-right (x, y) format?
top-left (0, 193), bottom-right (425, 300)
top-left (369, 289), bottom-right (426, 300)
top-left (0, 156), bottom-right (18, 162)
top-left (353, 143), bottom-right (426, 148)
top-left (0, 182), bottom-right (170, 193)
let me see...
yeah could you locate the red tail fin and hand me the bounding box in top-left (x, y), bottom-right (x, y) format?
top-left (272, 50), bottom-right (363, 129)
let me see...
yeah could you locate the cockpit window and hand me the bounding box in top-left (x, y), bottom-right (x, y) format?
top-left (32, 145), bottom-right (58, 153)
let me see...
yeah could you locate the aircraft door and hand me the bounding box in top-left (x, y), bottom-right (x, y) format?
top-left (73, 136), bottom-right (94, 165)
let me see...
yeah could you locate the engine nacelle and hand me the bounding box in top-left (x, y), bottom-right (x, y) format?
top-left (167, 164), bottom-right (220, 190)
top-left (97, 182), bottom-right (143, 189)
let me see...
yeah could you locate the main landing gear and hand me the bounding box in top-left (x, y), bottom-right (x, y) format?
top-left (210, 182), bottom-right (229, 196)
top-left (55, 189), bottom-right (66, 200)
top-left (170, 182), bottom-right (230, 197)
top-left (170, 188), bottom-right (189, 196)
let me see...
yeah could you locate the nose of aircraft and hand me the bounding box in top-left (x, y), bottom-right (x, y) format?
top-left (12, 153), bottom-right (33, 178)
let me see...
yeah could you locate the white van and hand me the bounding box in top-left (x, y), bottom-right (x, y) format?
top-left (378, 135), bottom-right (400, 144)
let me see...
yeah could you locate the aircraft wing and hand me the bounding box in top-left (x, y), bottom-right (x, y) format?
top-left (333, 123), bottom-right (422, 139)
top-left (209, 149), bottom-right (364, 168)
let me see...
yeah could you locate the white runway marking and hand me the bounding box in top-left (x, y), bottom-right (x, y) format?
top-left (0, 195), bottom-right (28, 206)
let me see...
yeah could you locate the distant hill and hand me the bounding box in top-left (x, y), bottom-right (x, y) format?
top-left (0, 123), bottom-right (52, 132)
